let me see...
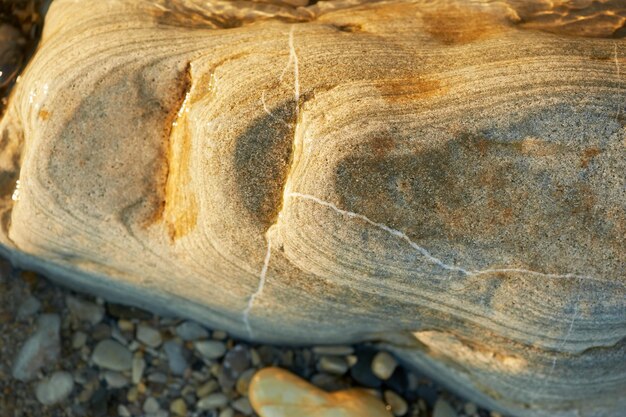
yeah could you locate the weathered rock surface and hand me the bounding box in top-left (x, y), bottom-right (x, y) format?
top-left (0, 1), bottom-right (624, 416)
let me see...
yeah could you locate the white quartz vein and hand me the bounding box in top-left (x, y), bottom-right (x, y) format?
top-left (243, 238), bottom-right (272, 338)
top-left (287, 192), bottom-right (595, 281)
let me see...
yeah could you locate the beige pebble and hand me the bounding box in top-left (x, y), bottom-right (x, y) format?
top-left (384, 390), bottom-right (408, 416)
top-left (249, 367), bottom-right (392, 417)
top-left (371, 351), bottom-right (397, 380)
top-left (170, 398), bottom-right (188, 416)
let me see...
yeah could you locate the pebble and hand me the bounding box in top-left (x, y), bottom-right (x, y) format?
top-left (136, 324), bottom-right (162, 348)
top-left (312, 345), bottom-right (354, 356)
top-left (219, 408), bottom-right (235, 417)
top-left (384, 390), bottom-right (408, 416)
top-left (464, 402), bottom-right (478, 416)
top-left (433, 399), bottom-right (458, 417)
top-left (35, 371), bottom-right (74, 405)
top-left (17, 295), bottom-right (41, 320)
top-left (223, 344), bottom-right (251, 377)
top-left (170, 398), bottom-right (187, 416)
top-left (118, 404), bottom-right (132, 417)
top-left (176, 320), bottom-right (209, 340)
top-left (197, 392), bottom-right (229, 410)
top-left (132, 356), bottom-right (146, 384)
top-left (12, 314), bottom-right (61, 381)
top-left (371, 351), bottom-right (398, 380)
top-left (232, 397), bottom-right (253, 415)
top-left (72, 331), bottom-right (88, 350)
top-left (318, 355), bottom-right (349, 375)
top-left (163, 340), bottom-right (188, 375)
top-left (103, 371), bottom-right (129, 388)
top-left (236, 368), bottom-right (256, 396)
top-left (195, 339), bottom-right (227, 360)
top-left (66, 295), bottom-right (104, 325)
top-left (197, 379), bottom-right (219, 397)
top-left (143, 396), bottom-right (160, 414)
top-left (92, 339), bottom-right (132, 371)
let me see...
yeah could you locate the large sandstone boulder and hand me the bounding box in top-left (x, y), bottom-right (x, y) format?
top-left (0, 1), bottom-right (624, 416)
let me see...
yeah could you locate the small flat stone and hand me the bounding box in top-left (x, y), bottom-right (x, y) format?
top-left (433, 399), bottom-right (458, 417)
top-left (312, 345), bottom-right (354, 356)
top-left (236, 368), bottom-right (257, 396)
top-left (317, 356), bottom-right (349, 375)
top-left (143, 396), bottom-right (160, 414)
top-left (232, 397), bottom-right (253, 415)
top-left (12, 314), bottom-right (61, 381)
top-left (17, 295), bottom-right (41, 320)
top-left (72, 331), bottom-right (88, 350)
top-left (464, 402), bottom-right (478, 416)
top-left (163, 340), bottom-right (189, 375)
top-left (384, 390), bottom-right (408, 416)
top-left (35, 371), bottom-right (74, 405)
top-left (92, 339), bottom-right (132, 371)
top-left (170, 398), bottom-right (188, 416)
top-left (197, 379), bottom-right (219, 397)
top-left (195, 340), bottom-right (226, 360)
top-left (219, 408), bottom-right (235, 417)
top-left (117, 404), bottom-right (132, 417)
top-left (147, 372), bottom-right (168, 384)
top-left (197, 393), bottom-right (228, 410)
top-left (136, 324), bottom-right (162, 348)
top-left (132, 356), bottom-right (146, 384)
top-left (66, 295), bottom-right (104, 325)
top-left (176, 321), bottom-right (209, 341)
top-left (371, 351), bottom-right (397, 380)
top-left (223, 344), bottom-right (251, 378)
top-left (103, 371), bottom-right (129, 389)
top-left (249, 367), bottom-right (392, 417)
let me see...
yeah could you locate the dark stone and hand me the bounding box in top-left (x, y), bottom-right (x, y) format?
top-left (350, 347), bottom-right (381, 388)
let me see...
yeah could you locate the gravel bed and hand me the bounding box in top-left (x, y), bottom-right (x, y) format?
top-left (0, 258), bottom-right (507, 417)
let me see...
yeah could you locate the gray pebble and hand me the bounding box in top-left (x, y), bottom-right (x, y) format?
top-left (35, 371), bottom-right (74, 405)
top-left (312, 345), bottom-right (354, 356)
top-left (195, 340), bottom-right (226, 360)
top-left (163, 340), bottom-right (188, 375)
top-left (197, 393), bottom-right (228, 410)
top-left (12, 314), bottom-right (61, 381)
top-left (72, 331), bottom-right (88, 350)
top-left (17, 295), bottom-right (41, 320)
top-left (219, 408), bottom-right (235, 417)
top-left (143, 396), bottom-right (160, 414)
top-left (175, 321), bottom-right (209, 341)
top-left (66, 295), bottom-right (104, 325)
top-left (136, 324), bottom-right (162, 348)
top-left (318, 356), bottom-right (349, 375)
top-left (103, 371), bottom-right (129, 388)
top-left (231, 397), bottom-right (253, 415)
top-left (433, 399), bottom-right (458, 417)
top-left (92, 339), bottom-right (132, 371)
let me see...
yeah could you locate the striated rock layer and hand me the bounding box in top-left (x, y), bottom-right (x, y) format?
top-left (0, 1), bottom-right (624, 416)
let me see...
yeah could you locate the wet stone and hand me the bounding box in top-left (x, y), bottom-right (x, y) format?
top-left (384, 390), bottom-right (408, 416)
top-left (433, 399), bottom-right (458, 417)
top-left (350, 348), bottom-right (382, 388)
top-left (318, 355), bottom-right (349, 375)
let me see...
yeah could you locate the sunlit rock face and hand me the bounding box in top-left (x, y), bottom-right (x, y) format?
top-left (0, 1), bottom-right (624, 416)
